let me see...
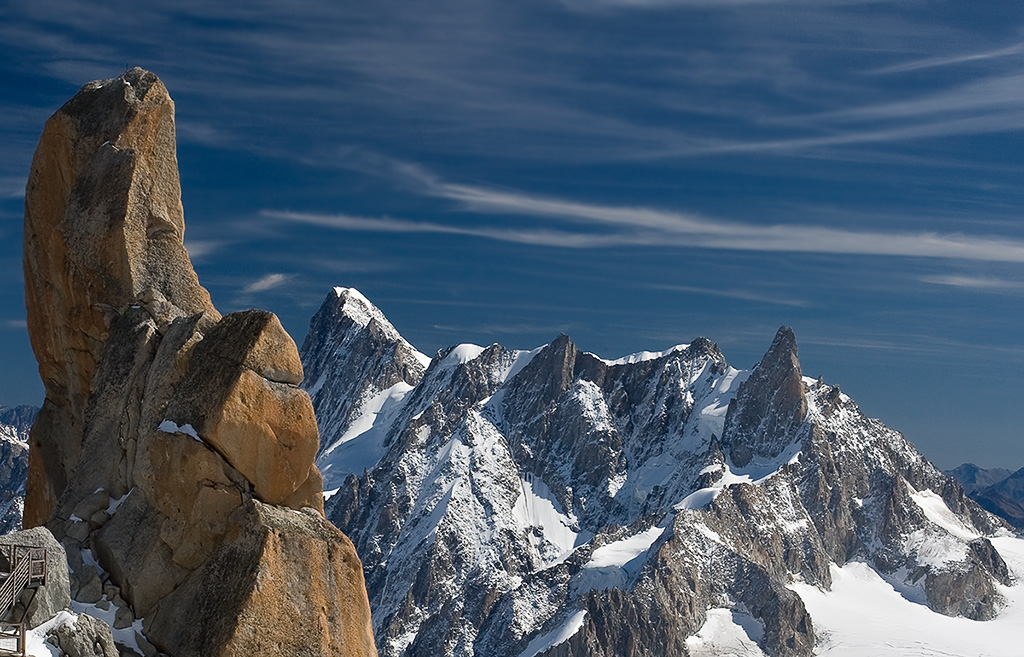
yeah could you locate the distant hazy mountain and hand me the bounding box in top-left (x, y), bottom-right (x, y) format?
top-left (0, 404), bottom-right (36, 533)
top-left (949, 464), bottom-right (1024, 528)
top-left (302, 288), bottom-right (1022, 657)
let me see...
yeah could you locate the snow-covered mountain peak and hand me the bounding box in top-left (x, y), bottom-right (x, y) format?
top-left (301, 288), bottom-right (431, 480)
top-left (301, 296), bottom-right (1021, 657)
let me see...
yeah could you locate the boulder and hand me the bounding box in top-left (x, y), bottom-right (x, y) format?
top-left (146, 500), bottom-right (376, 657)
top-left (48, 612), bottom-right (120, 657)
top-left (0, 526), bottom-right (70, 629)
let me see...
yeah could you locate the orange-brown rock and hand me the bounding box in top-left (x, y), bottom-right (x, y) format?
top-left (23, 67), bottom-right (217, 526)
top-left (162, 310), bottom-right (322, 510)
top-left (23, 68), bottom-right (376, 657)
top-left (146, 500), bottom-right (376, 657)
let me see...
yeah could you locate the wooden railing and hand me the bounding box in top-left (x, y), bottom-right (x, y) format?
top-left (0, 544), bottom-right (48, 657)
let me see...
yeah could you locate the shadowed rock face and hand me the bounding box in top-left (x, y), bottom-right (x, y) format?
top-left (23, 69), bottom-right (376, 657)
top-left (722, 326), bottom-right (807, 468)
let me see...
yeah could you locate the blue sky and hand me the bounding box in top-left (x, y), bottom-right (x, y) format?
top-left (1, 0), bottom-right (1022, 469)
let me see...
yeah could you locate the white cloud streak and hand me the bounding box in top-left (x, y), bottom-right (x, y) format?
top-left (918, 275), bottom-right (1024, 291)
top-left (868, 43), bottom-right (1024, 75)
top-left (242, 273), bottom-right (292, 294)
top-left (266, 178), bottom-right (1024, 262)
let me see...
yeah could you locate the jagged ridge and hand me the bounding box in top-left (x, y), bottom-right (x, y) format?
top-left (302, 291), bottom-right (1020, 657)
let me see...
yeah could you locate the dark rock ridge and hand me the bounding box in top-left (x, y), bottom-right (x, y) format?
top-left (301, 290), bottom-right (1017, 657)
top-left (0, 405), bottom-right (35, 533)
top-left (23, 69), bottom-right (376, 657)
top-left (949, 464), bottom-right (1024, 528)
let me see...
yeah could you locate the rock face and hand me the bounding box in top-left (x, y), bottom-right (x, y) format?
top-left (300, 288), bottom-right (1017, 657)
top-left (0, 405), bottom-right (35, 533)
top-left (23, 69), bottom-right (376, 657)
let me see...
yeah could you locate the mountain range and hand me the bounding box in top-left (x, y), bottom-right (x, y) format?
top-left (948, 464), bottom-right (1024, 529)
top-left (300, 286), bottom-right (1024, 657)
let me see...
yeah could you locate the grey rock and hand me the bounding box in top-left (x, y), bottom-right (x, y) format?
top-left (76, 567), bottom-right (103, 604)
top-left (114, 604), bottom-right (134, 629)
top-left (1, 526), bottom-right (71, 628)
top-left (722, 326), bottom-right (807, 467)
top-left (67, 520), bottom-right (91, 542)
top-left (73, 491), bottom-right (111, 524)
top-left (48, 613), bottom-right (119, 657)
top-left (301, 288), bottom-right (428, 462)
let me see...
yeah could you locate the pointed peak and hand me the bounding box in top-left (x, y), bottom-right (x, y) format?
top-left (324, 287), bottom-right (388, 329)
top-left (551, 333), bottom-right (574, 349)
top-left (769, 325), bottom-right (798, 354)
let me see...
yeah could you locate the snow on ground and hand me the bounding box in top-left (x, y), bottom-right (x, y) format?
top-left (911, 488), bottom-right (981, 540)
top-left (157, 420), bottom-right (201, 442)
top-left (517, 610), bottom-right (587, 657)
top-left (20, 610), bottom-right (76, 656)
top-left (602, 344), bottom-right (690, 366)
top-left (675, 442), bottom-right (802, 511)
top-left (500, 347), bottom-right (545, 384)
top-left (573, 526), bottom-right (666, 593)
top-left (317, 381), bottom-right (415, 486)
top-left (445, 343), bottom-right (486, 366)
top-left (791, 535), bottom-right (1024, 657)
top-left (585, 526), bottom-right (665, 569)
top-left (71, 599), bottom-right (145, 654)
top-left (511, 475), bottom-right (580, 569)
top-left (686, 608), bottom-right (766, 657)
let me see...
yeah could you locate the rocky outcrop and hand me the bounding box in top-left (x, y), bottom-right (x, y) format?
top-left (23, 69), bottom-right (376, 657)
top-left (722, 326), bottom-right (806, 468)
top-left (147, 500), bottom-right (376, 657)
top-left (0, 526), bottom-right (71, 628)
top-left (47, 613), bottom-right (120, 657)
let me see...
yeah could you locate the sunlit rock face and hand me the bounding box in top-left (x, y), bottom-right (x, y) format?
top-left (303, 290), bottom-right (1014, 657)
top-left (23, 68), bottom-right (376, 657)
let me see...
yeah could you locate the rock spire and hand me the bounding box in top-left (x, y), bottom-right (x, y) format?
top-left (23, 68), bottom-right (376, 657)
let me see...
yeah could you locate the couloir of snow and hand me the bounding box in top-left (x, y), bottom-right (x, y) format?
top-left (585, 526), bottom-right (665, 570)
top-left (318, 380), bottom-right (415, 487)
top-left (511, 474), bottom-right (581, 569)
top-left (517, 610), bottom-right (587, 657)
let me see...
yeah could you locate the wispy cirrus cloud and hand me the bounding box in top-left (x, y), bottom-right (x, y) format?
top-left (266, 176), bottom-right (1024, 262)
top-left (242, 273), bottom-right (292, 294)
top-left (918, 274), bottom-right (1024, 291)
top-left (867, 42), bottom-right (1024, 75)
top-left (649, 283), bottom-right (808, 307)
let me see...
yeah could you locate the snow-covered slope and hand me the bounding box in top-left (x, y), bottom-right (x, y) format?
top-left (300, 289), bottom-right (1022, 657)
